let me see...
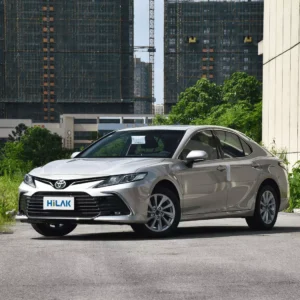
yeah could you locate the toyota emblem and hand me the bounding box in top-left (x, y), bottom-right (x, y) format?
top-left (54, 180), bottom-right (67, 189)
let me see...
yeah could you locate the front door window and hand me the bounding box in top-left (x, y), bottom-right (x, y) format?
top-left (180, 130), bottom-right (220, 160)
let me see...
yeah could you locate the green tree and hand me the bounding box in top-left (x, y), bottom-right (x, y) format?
top-left (152, 114), bottom-right (169, 125)
top-left (21, 127), bottom-right (65, 167)
top-left (196, 101), bottom-right (262, 142)
top-left (222, 72), bottom-right (262, 105)
top-left (154, 72), bottom-right (262, 142)
top-left (165, 78), bottom-right (221, 125)
top-left (8, 123), bottom-right (28, 142)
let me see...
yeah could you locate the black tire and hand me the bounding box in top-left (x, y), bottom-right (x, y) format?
top-left (31, 223), bottom-right (77, 237)
top-left (246, 185), bottom-right (279, 230)
top-left (131, 186), bottom-right (181, 238)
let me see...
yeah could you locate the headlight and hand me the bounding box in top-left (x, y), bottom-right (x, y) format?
top-left (93, 173), bottom-right (147, 188)
top-left (24, 174), bottom-right (35, 188)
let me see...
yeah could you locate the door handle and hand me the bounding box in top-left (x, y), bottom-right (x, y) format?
top-left (251, 162), bottom-right (261, 169)
top-left (217, 165), bottom-right (226, 172)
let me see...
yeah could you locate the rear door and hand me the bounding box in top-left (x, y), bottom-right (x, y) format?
top-left (213, 130), bottom-right (260, 211)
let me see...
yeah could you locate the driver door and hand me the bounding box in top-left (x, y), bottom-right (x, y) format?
top-left (177, 130), bottom-right (228, 215)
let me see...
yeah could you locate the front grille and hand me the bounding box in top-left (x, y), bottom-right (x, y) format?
top-left (20, 192), bottom-right (130, 218)
top-left (34, 176), bottom-right (108, 189)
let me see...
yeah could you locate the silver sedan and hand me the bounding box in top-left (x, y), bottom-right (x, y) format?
top-left (16, 126), bottom-right (289, 238)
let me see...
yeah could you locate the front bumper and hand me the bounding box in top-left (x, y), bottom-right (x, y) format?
top-left (16, 179), bottom-right (151, 225)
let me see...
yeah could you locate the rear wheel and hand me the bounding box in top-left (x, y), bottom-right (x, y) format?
top-left (131, 187), bottom-right (180, 238)
top-left (31, 223), bottom-right (77, 237)
top-left (246, 185), bottom-right (279, 230)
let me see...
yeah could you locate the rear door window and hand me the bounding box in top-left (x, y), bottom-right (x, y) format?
top-left (214, 130), bottom-right (244, 158)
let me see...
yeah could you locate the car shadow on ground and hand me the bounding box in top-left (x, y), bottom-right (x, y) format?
top-left (32, 225), bottom-right (300, 241)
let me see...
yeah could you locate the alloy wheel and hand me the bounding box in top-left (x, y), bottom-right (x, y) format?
top-left (260, 190), bottom-right (276, 225)
top-left (145, 194), bottom-right (176, 232)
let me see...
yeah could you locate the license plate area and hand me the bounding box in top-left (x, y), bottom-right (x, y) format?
top-left (43, 197), bottom-right (75, 210)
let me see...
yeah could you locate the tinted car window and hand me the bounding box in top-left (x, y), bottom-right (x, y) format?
top-left (79, 130), bottom-right (185, 158)
top-left (240, 139), bottom-right (252, 156)
top-left (214, 131), bottom-right (244, 158)
top-left (180, 130), bottom-right (219, 160)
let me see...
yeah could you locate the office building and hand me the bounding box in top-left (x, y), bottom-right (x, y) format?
top-left (134, 57), bottom-right (153, 114)
top-left (0, 0), bottom-right (134, 122)
top-left (164, 0), bottom-right (264, 113)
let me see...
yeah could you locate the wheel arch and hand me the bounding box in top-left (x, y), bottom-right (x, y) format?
top-left (152, 180), bottom-right (181, 204)
top-left (258, 178), bottom-right (281, 206)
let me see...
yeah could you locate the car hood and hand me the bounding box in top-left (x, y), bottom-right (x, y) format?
top-left (30, 157), bottom-right (166, 179)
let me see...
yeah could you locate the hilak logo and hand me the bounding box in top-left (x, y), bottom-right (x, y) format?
top-left (47, 200), bottom-right (71, 208)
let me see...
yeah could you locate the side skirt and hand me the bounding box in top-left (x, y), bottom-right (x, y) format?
top-left (180, 210), bottom-right (254, 222)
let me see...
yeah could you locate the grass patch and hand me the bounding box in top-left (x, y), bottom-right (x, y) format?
top-left (0, 175), bottom-right (23, 226)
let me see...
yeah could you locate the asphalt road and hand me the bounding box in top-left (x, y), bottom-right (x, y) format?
top-left (1, 213), bottom-right (300, 300)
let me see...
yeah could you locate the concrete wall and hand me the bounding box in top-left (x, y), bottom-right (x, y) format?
top-left (262, 0), bottom-right (300, 168)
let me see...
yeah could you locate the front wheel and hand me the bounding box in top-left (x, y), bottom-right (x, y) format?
top-left (31, 223), bottom-right (77, 237)
top-left (246, 185), bottom-right (279, 230)
top-left (131, 187), bottom-right (180, 238)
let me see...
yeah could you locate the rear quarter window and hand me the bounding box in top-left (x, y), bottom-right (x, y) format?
top-left (240, 139), bottom-right (252, 156)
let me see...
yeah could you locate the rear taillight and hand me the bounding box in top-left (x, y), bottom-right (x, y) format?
top-left (278, 161), bottom-right (288, 171)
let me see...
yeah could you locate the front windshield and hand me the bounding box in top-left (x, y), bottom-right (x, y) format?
top-left (78, 130), bottom-right (185, 158)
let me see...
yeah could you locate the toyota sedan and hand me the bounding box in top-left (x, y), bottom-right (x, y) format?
top-left (16, 126), bottom-right (289, 238)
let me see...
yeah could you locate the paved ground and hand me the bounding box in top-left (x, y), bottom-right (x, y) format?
top-left (1, 213), bottom-right (300, 300)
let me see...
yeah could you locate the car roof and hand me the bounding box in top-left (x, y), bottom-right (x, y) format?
top-left (119, 125), bottom-right (198, 131)
top-left (119, 125), bottom-right (239, 133)
top-left (118, 125), bottom-right (255, 143)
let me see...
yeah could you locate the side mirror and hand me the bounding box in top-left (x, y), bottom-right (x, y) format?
top-left (71, 152), bottom-right (80, 159)
top-left (186, 150), bottom-right (208, 163)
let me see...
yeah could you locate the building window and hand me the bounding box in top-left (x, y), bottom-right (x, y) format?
top-left (74, 119), bottom-right (97, 124)
top-left (204, 39), bottom-right (209, 44)
top-left (244, 66), bottom-right (249, 71)
top-left (221, 39), bottom-right (230, 46)
top-left (74, 131), bottom-right (98, 140)
top-left (123, 119), bottom-right (136, 124)
top-left (170, 28), bottom-right (176, 35)
top-left (244, 57), bottom-right (249, 62)
top-left (99, 119), bottom-right (120, 124)
top-left (170, 8), bottom-right (176, 15)
top-left (169, 38), bottom-right (175, 45)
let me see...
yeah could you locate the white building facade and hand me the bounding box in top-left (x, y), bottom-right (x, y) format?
top-left (261, 0), bottom-right (300, 167)
top-left (154, 104), bottom-right (164, 115)
top-left (0, 114), bottom-right (154, 150)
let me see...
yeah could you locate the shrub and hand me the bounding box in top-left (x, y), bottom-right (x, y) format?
top-left (0, 175), bottom-right (23, 225)
top-left (288, 162), bottom-right (300, 211)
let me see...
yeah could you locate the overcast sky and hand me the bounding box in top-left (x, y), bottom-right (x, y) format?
top-left (134, 0), bottom-right (164, 104)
